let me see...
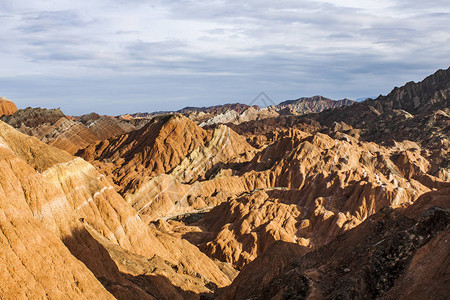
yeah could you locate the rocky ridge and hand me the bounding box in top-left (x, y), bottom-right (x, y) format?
top-left (1, 108), bottom-right (144, 154)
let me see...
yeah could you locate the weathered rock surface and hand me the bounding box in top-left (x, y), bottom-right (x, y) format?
top-left (78, 113), bottom-right (139, 140)
top-left (17, 116), bottom-right (100, 155)
top-left (307, 67), bottom-right (450, 178)
top-left (78, 114), bottom-right (211, 188)
top-left (218, 187), bottom-right (450, 299)
top-left (183, 129), bottom-right (444, 269)
top-left (1, 107), bottom-right (65, 127)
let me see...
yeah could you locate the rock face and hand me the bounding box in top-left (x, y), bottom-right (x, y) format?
top-left (18, 116), bottom-right (100, 155)
top-left (78, 113), bottom-right (138, 140)
top-left (277, 95), bottom-right (355, 114)
top-left (78, 114), bottom-right (212, 188)
top-left (0, 97), bottom-right (18, 116)
top-left (0, 121), bottom-right (114, 299)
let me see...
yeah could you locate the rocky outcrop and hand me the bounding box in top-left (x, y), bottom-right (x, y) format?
top-left (78, 114), bottom-right (212, 189)
top-left (0, 97), bottom-right (18, 116)
top-left (17, 117), bottom-right (100, 155)
top-left (0, 121), bottom-right (115, 299)
top-left (125, 124), bottom-right (255, 222)
top-left (369, 67), bottom-right (450, 114)
top-left (305, 67), bottom-right (450, 177)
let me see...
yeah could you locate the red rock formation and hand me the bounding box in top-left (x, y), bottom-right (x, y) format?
top-left (78, 113), bottom-right (139, 140)
top-left (16, 117), bottom-right (100, 155)
top-left (78, 114), bottom-right (211, 180)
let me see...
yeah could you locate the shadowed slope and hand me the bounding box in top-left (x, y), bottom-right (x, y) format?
top-left (218, 187), bottom-right (450, 299)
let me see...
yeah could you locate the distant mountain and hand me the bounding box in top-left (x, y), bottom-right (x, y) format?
top-left (179, 103), bottom-right (257, 115)
top-left (355, 96), bottom-right (377, 102)
top-left (127, 103), bottom-right (258, 119)
top-left (276, 95), bottom-right (355, 115)
top-left (314, 67), bottom-right (450, 134)
top-left (307, 67), bottom-right (450, 175)
top-left (125, 97), bottom-right (355, 121)
top-left (1, 107), bottom-right (143, 154)
top-left (367, 67), bottom-right (450, 114)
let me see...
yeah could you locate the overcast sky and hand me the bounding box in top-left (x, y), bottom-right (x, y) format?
top-left (0, 0), bottom-right (449, 115)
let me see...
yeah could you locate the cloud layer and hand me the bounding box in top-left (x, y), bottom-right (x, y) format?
top-left (0, 0), bottom-right (449, 114)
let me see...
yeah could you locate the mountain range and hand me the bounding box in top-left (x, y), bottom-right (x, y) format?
top-left (0, 67), bottom-right (448, 299)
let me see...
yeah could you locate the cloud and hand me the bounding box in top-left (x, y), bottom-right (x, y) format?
top-left (0, 0), bottom-right (448, 114)
top-left (17, 10), bottom-right (87, 33)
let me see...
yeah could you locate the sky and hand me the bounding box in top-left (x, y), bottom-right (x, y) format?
top-left (0, 0), bottom-right (449, 115)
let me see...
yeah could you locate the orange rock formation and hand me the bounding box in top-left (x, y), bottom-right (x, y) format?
top-left (0, 97), bottom-right (18, 116)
